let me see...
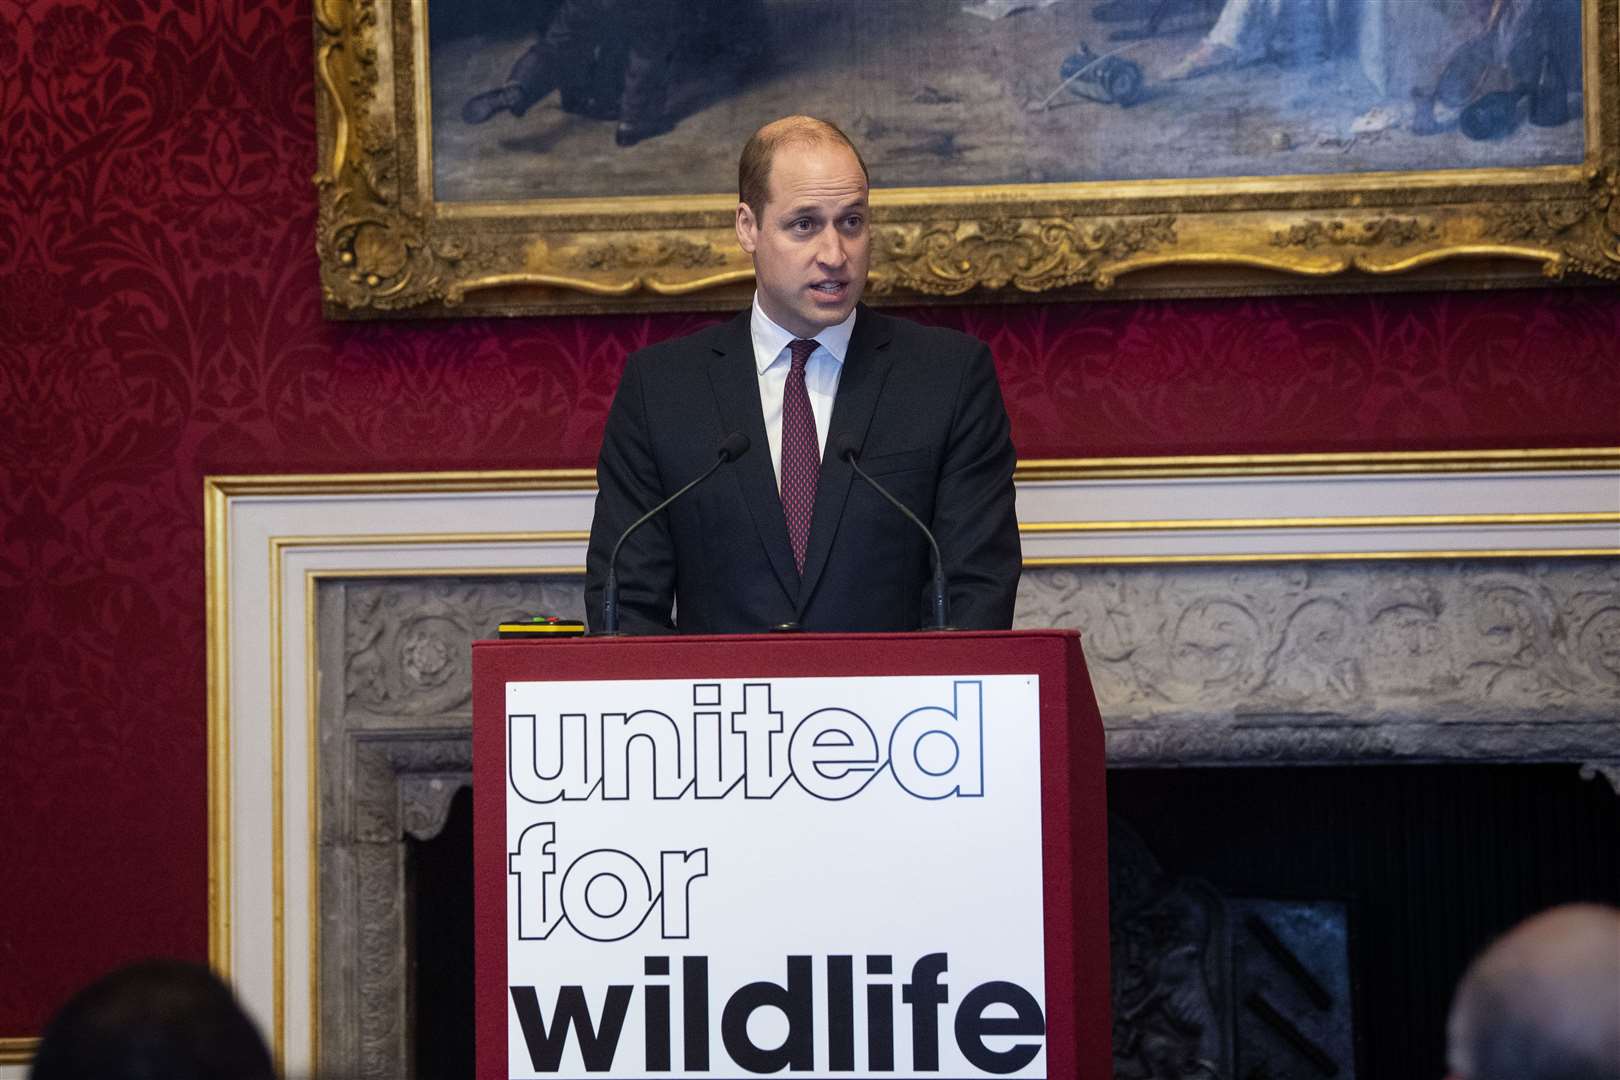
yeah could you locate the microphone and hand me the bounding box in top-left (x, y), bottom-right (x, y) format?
top-left (599, 432), bottom-right (750, 635)
top-left (836, 438), bottom-right (951, 631)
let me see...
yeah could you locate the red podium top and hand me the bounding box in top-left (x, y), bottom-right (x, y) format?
top-left (476, 627), bottom-right (1075, 676)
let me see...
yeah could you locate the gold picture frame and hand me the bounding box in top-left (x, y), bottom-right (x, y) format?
top-left (314, 0), bottom-right (1619, 319)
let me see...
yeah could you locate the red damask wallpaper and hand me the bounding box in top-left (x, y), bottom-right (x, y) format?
top-left (0, 0), bottom-right (1617, 1038)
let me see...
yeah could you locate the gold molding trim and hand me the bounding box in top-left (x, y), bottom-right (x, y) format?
top-left (206, 470), bottom-right (597, 496)
top-left (203, 447), bottom-right (1620, 500)
top-left (204, 479), bottom-right (232, 978)
top-left (267, 542), bottom-right (287, 1068)
top-left (1014, 447), bottom-right (1620, 480)
top-left (314, 0), bottom-right (1619, 316)
top-left (253, 516), bottom-right (1620, 546)
top-left (0, 1038), bottom-right (39, 1065)
top-left (1027, 548), bottom-right (1620, 566)
top-left (304, 570), bottom-right (320, 1076)
top-left (271, 531), bottom-right (590, 547)
top-left (307, 565), bottom-right (588, 577)
top-left (1022, 512), bottom-right (1620, 533)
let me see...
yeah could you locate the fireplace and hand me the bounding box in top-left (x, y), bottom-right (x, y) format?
top-left (404, 763), bottom-right (1620, 1080)
top-left (311, 557), bottom-right (1620, 1079)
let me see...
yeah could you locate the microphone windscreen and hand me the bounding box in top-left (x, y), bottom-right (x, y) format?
top-left (834, 437), bottom-right (862, 462)
top-left (719, 431), bottom-right (751, 461)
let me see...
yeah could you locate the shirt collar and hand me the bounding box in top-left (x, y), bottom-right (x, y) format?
top-left (750, 293), bottom-right (857, 375)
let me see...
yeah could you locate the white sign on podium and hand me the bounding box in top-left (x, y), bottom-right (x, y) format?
top-left (503, 673), bottom-right (1047, 1078)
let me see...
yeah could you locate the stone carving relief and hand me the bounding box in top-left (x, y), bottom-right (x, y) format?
top-left (1110, 819), bottom-right (1231, 1080)
top-left (1015, 559), bottom-right (1620, 763)
top-left (343, 578), bottom-right (586, 719)
top-left (322, 731), bottom-right (476, 1080)
top-left (335, 562), bottom-right (1620, 731)
top-left (1110, 821), bottom-right (1358, 1080)
top-left (1579, 761), bottom-right (1620, 796)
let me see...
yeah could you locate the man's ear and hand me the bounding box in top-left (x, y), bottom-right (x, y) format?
top-left (735, 202), bottom-right (758, 255)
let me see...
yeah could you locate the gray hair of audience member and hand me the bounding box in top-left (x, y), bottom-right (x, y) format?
top-left (30, 960), bottom-right (275, 1080)
top-left (1446, 903), bottom-right (1620, 1080)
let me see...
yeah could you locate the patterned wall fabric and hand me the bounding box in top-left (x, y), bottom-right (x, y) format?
top-left (1, 0), bottom-right (1617, 1035)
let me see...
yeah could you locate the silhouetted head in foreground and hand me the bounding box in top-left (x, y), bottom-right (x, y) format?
top-left (31, 960), bottom-right (275, 1080)
top-left (1446, 903), bottom-right (1620, 1080)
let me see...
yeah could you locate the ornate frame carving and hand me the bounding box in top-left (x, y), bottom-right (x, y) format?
top-left (313, 0), bottom-right (1620, 318)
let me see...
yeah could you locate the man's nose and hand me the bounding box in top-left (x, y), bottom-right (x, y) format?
top-left (815, 229), bottom-right (847, 268)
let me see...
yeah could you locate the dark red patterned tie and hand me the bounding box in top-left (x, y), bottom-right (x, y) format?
top-left (780, 338), bottom-right (820, 575)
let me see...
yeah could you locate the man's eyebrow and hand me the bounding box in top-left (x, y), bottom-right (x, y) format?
top-left (779, 195), bottom-right (868, 219)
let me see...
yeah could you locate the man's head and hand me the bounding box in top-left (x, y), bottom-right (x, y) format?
top-left (736, 116), bottom-right (871, 339)
top-left (1446, 904), bottom-right (1620, 1080)
top-left (30, 960), bottom-right (275, 1080)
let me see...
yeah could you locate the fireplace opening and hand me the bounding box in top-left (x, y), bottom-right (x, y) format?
top-left (406, 764), bottom-right (1620, 1080)
top-left (1108, 762), bottom-right (1620, 1080)
top-left (410, 785), bottom-right (475, 1079)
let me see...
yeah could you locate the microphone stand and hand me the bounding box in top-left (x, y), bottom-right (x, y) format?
top-left (842, 448), bottom-right (952, 631)
top-left (599, 437), bottom-right (747, 635)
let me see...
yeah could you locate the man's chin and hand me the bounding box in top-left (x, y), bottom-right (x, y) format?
top-left (801, 289), bottom-right (861, 328)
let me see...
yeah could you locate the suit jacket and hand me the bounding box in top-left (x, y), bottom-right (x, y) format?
top-left (584, 305), bottom-right (1020, 634)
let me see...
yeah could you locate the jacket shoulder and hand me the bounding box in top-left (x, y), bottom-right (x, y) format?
top-left (865, 310), bottom-right (990, 369)
top-left (627, 312), bottom-right (748, 371)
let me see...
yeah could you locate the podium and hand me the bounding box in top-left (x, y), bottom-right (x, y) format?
top-left (474, 629), bottom-right (1110, 1079)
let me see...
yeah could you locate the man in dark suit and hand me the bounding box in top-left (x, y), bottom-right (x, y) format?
top-left (584, 116), bottom-right (1020, 634)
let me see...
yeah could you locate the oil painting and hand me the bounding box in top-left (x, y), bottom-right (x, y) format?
top-left (313, 0), bottom-right (1618, 317)
top-left (429, 0), bottom-right (1586, 202)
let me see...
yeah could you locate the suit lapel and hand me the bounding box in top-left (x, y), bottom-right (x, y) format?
top-left (796, 306), bottom-right (895, 616)
top-left (706, 312), bottom-right (801, 604)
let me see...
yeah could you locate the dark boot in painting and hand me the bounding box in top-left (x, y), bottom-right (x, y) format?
top-left (461, 83), bottom-right (528, 125)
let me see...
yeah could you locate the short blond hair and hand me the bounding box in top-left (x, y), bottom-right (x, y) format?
top-left (738, 116), bottom-right (869, 219)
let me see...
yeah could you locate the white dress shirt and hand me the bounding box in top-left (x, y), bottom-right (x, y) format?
top-left (749, 294), bottom-right (856, 489)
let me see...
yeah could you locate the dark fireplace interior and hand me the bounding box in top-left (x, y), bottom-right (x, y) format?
top-left (1107, 764), bottom-right (1620, 1080)
top-left (409, 764), bottom-right (1620, 1080)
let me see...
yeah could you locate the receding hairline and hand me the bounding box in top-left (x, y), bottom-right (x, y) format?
top-left (738, 115), bottom-right (870, 218)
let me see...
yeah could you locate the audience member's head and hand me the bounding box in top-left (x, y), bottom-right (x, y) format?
top-left (1446, 903), bottom-right (1620, 1080)
top-left (30, 960), bottom-right (275, 1080)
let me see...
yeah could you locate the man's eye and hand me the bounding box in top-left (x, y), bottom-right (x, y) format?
top-left (843, 215), bottom-right (865, 231)
top-left (790, 219), bottom-right (814, 232)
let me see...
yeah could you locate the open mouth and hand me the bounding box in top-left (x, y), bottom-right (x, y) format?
top-left (810, 280), bottom-right (847, 297)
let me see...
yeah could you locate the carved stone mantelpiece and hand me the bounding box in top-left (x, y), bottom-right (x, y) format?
top-left (1018, 559), bottom-right (1620, 764)
top-left (320, 731), bottom-right (475, 1078)
top-left (341, 578), bottom-right (586, 720)
top-left (316, 579), bottom-right (585, 1078)
top-left (312, 559), bottom-right (1619, 1075)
